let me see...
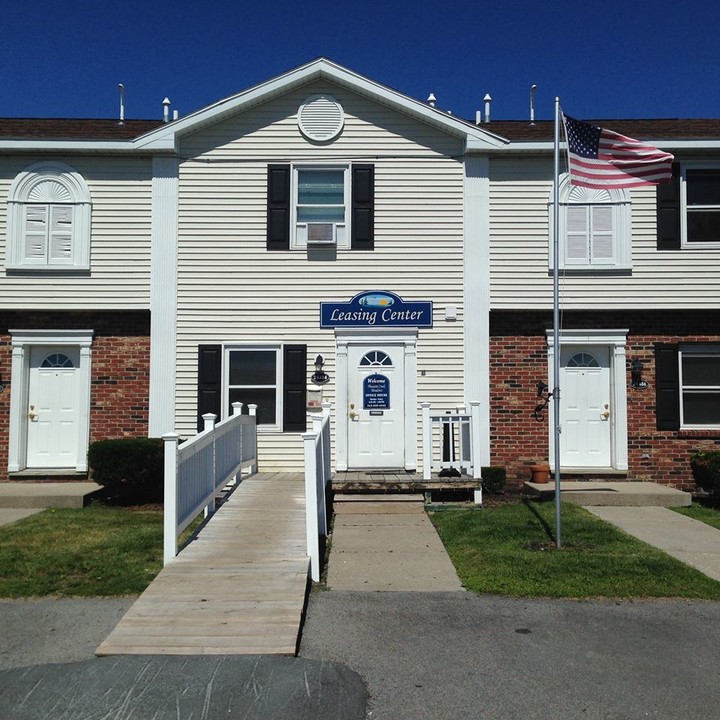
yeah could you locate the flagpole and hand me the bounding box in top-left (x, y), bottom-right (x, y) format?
top-left (553, 97), bottom-right (562, 549)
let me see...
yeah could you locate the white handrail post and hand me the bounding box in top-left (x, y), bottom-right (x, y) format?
top-left (470, 401), bottom-right (483, 505)
top-left (311, 413), bottom-right (326, 536)
top-left (321, 403), bottom-right (332, 483)
top-left (232, 402), bottom-right (244, 483)
top-left (303, 431), bottom-right (321, 582)
top-left (248, 404), bottom-right (258, 473)
top-left (202, 413), bottom-right (216, 518)
top-left (421, 402), bottom-right (432, 480)
top-left (163, 432), bottom-right (179, 566)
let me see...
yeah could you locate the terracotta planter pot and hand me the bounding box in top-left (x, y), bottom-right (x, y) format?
top-left (529, 464), bottom-right (550, 484)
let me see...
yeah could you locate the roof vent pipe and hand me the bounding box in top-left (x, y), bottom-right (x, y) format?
top-left (162, 97), bottom-right (171, 123)
top-left (427, 93), bottom-right (436, 108)
top-left (483, 93), bottom-right (492, 123)
top-left (530, 85), bottom-right (537, 124)
top-left (172, 109), bottom-right (179, 121)
top-left (475, 110), bottom-right (482, 125)
top-left (117, 84), bottom-right (125, 125)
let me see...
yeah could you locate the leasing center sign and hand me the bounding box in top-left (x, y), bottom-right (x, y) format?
top-left (321, 291), bottom-right (433, 328)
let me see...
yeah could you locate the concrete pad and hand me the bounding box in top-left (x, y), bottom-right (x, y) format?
top-left (525, 481), bottom-right (692, 507)
top-left (334, 513), bottom-right (428, 527)
top-left (587, 506), bottom-right (720, 582)
top-left (0, 482), bottom-right (100, 508)
top-left (0, 508), bottom-right (43, 527)
top-left (334, 502), bottom-right (423, 514)
top-left (327, 501), bottom-right (464, 592)
top-left (327, 551), bottom-right (463, 591)
top-left (0, 656), bottom-right (368, 720)
top-left (331, 524), bottom-right (449, 553)
top-left (335, 493), bottom-right (425, 503)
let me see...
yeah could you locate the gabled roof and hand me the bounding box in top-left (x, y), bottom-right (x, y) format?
top-left (133, 57), bottom-right (508, 152)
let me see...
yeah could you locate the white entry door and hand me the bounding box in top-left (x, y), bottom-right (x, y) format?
top-left (560, 346), bottom-right (612, 468)
top-left (347, 345), bottom-right (405, 469)
top-left (26, 346), bottom-right (81, 468)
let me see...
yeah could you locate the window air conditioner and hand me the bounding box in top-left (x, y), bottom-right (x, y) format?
top-left (307, 223), bottom-right (336, 245)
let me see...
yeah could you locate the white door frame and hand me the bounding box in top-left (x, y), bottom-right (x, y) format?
top-left (8, 329), bottom-right (93, 472)
top-left (335, 328), bottom-right (418, 472)
top-left (546, 329), bottom-right (628, 472)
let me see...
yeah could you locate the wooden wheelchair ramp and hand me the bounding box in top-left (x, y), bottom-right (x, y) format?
top-left (97, 473), bottom-right (309, 656)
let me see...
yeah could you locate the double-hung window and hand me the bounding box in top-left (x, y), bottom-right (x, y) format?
top-left (551, 175), bottom-right (631, 271)
top-left (267, 164), bottom-right (374, 251)
top-left (294, 167), bottom-right (349, 248)
top-left (197, 344), bottom-right (307, 433)
top-left (682, 168), bottom-right (720, 247)
top-left (6, 162), bottom-right (91, 270)
top-left (227, 347), bottom-right (281, 429)
top-left (679, 345), bottom-right (720, 428)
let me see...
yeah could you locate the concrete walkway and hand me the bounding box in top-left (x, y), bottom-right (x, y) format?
top-left (326, 494), bottom-right (463, 591)
top-left (586, 506), bottom-right (720, 582)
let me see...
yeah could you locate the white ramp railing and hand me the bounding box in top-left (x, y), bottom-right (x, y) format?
top-left (303, 403), bottom-right (332, 582)
top-left (421, 401), bottom-right (482, 500)
top-left (163, 402), bottom-right (257, 564)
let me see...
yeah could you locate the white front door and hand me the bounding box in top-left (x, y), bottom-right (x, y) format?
top-left (26, 346), bottom-right (80, 468)
top-left (560, 346), bottom-right (612, 468)
top-left (347, 345), bottom-right (405, 469)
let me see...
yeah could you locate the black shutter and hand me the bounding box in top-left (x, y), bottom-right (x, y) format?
top-left (656, 163), bottom-right (681, 250)
top-left (351, 164), bottom-right (374, 250)
top-left (655, 343), bottom-right (680, 430)
top-left (283, 344), bottom-right (307, 432)
top-left (197, 345), bottom-right (222, 432)
top-left (267, 164), bottom-right (290, 251)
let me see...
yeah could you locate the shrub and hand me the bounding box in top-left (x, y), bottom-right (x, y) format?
top-left (690, 451), bottom-right (720, 496)
top-left (481, 466), bottom-right (506, 494)
top-left (88, 438), bottom-right (164, 504)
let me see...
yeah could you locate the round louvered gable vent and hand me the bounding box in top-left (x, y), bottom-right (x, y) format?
top-left (298, 95), bottom-right (344, 142)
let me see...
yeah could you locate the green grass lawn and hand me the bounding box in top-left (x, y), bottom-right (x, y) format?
top-left (0, 505), bottom-right (164, 598)
top-left (430, 500), bottom-right (720, 600)
top-left (672, 504), bottom-right (720, 531)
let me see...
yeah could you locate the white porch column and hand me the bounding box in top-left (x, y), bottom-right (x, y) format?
top-left (464, 155), bottom-right (491, 466)
top-left (335, 340), bottom-right (349, 471)
top-left (8, 345), bottom-right (26, 472)
top-left (149, 156), bottom-right (179, 438)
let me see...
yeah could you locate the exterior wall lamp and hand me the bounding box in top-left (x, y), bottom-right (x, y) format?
top-left (631, 358), bottom-right (648, 389)
top-left (532, 381), bottom-right (553, 422)
top-left (312, 354), bottom-right (329, 385)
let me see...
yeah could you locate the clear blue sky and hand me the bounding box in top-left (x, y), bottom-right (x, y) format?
top-left (2, 0), bottom-right (718, 122)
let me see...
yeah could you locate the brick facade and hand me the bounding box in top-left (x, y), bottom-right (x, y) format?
top-left (490, 310), bottom-right (720, 490)
top-left (0, 311), bottom-right (150, 482)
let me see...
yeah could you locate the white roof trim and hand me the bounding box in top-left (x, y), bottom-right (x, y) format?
top-left (134, 58), bottom-right (508, 152)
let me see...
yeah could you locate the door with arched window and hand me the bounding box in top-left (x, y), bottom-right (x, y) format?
top-left (559, 346), bottom-right (612, 468)
top-left (26, 346), bottom-right (81, 468)
top-left (347, 345), bottom-right (405, 468)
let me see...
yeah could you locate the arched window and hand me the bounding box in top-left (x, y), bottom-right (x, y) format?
top-left (6, 162), bottom-right (91, 270)
top-left (550, 174), bottom-right (631, 271)
top-left (359, 350), bottom-right (393, 367)
top-left (40, 353), bottom-right (75, 369)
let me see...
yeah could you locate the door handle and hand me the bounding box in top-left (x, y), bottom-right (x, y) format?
top-left (28, 405), bottom-right (38, 421)
top-left (349, 411), bottom-right (358, 421)
top-left (601, 411), bottom-right (610, 420)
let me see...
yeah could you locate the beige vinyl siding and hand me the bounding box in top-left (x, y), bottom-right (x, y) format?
top-left (175, 82), bottom-right (466, 469)
top-left (0, 156), bottom-right (152, 309)
top-left (489, 156), bottom-right (720, 310)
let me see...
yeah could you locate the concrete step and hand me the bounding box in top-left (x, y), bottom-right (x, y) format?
top-left (524, 481), bottom-right (691, 507)
top-left (0, 482), bottom-right (101, 509)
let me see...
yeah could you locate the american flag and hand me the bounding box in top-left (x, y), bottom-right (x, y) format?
top-left (563, 114), bottom-right (674, 189)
